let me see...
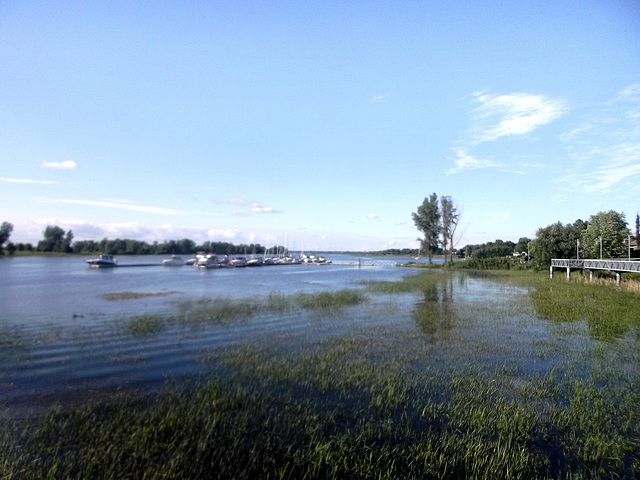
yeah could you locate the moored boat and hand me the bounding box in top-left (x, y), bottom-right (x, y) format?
top-left (162, 255), bottom-right (185, 266)
top-left (86, 254), bottom-right (118, 268)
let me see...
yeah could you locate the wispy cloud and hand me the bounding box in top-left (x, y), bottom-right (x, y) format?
top-left (559, 84), bottom-right (640, 193)
top-left (370, 93), bottom-right (389, 103)
top-left (1, 177), bottom-right (59, 184)
top-left (446, 147), bottom-right (502, 175)
top-left (40, 198), bottom-right (186, 215)
top-left (366, 213), bottom-right (379, 220)
top-left (42, 160), bottom-right (77, 169)
top-left (470, 92), bottom-right (567, 143)
top-left (214, 198), bottom-right (283, 215)
top-left (447, 91), bottom-right (567, 174)
top-left (251, 202), bottom-right (283, 214)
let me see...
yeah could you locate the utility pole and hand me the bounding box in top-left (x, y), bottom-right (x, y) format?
top-left (600, 237), bottom-right (603, 259)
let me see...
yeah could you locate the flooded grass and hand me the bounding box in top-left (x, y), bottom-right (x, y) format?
top-left (124, 289), bottom-right (367, 335)
top-left (102, 291), bottom-right (180, 301)
top-left (1, 270), bottom-right (639, 478)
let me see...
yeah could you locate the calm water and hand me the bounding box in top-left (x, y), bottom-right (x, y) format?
top-left (0, 254), bottom-right (435, 415)
top-left (0, 254), bottom-right (417, 326)
top-left (3, 254), bottom-right (630, 420)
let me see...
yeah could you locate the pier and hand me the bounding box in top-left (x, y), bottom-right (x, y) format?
top-left (550, 259), bottom-right (640, 285)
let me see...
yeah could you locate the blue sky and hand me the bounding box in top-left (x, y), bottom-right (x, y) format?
top-left (1, 1), bottom-right (639, 251)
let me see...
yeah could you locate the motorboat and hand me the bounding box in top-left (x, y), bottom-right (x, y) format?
top-left (246, 256), bottom-right (263, 267)
top-left (162, 255), bottom-right (185, 266)
top-left (230, 256), bottom-right (248, 267)
top-left (86, 254), bottom-right (118, 268)
top-left (194, 252), bottom-right (220, 269)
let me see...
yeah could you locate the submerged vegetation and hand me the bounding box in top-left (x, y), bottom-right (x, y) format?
top-left (124, 289), bottom-right (367, 336)
top-left (1, 271), bottom-right (639, 478)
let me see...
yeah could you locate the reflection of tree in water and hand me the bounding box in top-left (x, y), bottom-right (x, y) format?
top-left (412, 276), bottom-right (457, 341)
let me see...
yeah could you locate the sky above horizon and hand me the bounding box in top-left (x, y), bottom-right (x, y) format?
top-left (2, 1), bottom-right (639, 251)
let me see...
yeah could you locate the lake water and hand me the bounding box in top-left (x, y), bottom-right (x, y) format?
top-left (0, 254), bottom-right (437, 416)
top-left (2, 254), bottom-right (633, 420)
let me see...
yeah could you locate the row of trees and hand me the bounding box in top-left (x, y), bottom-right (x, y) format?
top-left (530, 210), bottom-right (638, 269)
top-left (463, 238), bottom-right (531, 259)
top-left (455, 211), bottom-right (639, 270)
top-left (0, 223), bottom-right (285, 256)
top-left (412, 193), bottom-right (461, 263)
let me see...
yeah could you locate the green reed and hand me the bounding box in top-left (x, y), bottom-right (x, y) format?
top-left (123, 289), bottom-right (367, 336)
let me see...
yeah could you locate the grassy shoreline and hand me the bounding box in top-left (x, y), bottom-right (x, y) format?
top-left (1, 270), bottom-right (638, 478)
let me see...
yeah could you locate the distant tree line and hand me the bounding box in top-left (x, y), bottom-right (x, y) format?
top-left (460, 237), bottom-right (531, 259)
top-left (457, 210), bottom-right (638, 270)
top-left (353, 248), bottom-right (444, 257)
top-left (72, 238), bottom-right (279, 256)
top-left (0, 223), bottom-right (286, 256)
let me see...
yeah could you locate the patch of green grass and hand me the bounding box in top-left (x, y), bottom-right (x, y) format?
top-left (294, 290), bottom-right (366, 310)
top-left (102, 291), bottom-right (180, 301)
top-left (523, 276), bottom-right (640, 340)
top-left (123, 289), bottom-right (367, 336)
top-left (3, 336), bottom-right (637, 479)
top-left (126, 314), bottom-right (168, 337)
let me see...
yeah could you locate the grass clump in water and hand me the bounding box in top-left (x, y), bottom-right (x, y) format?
top-left (294, 289), bottom-right (366, 310)
top-left (126, 314), bottom-right (168, 337)
top-left (523, 275), bottom-right (640, 340)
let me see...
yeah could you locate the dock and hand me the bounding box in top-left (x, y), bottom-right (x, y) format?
top-left (550, 258), bottom-right (640, 285)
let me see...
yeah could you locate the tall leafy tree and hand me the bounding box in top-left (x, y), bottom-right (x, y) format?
top-left (0, 221), bottom-right (13, 255)
top-left (412, 194), bottom-right (441, 264)
top-left (440, 196), bottom-right (459, 262)
top-left (37, 225), bottom-right (66, 252)
top-left (579, 210), bottom-right (629, 259)
top-left (531, 221), bottom-right (586, 269)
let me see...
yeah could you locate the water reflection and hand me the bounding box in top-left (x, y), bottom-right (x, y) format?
top-left (412, 276), bottom-right (456, 341)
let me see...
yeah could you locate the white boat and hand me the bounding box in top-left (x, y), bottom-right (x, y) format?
top-left (230, 256), bottom-right (248, 267)
top-left (86, 254), bottom-right (118, 268)
top-left (162, 255), bottom-right (185, 266)
top-left (194, 252), bottom-right (220, 269)
top-left (246, 256), bottom-right (263, 267)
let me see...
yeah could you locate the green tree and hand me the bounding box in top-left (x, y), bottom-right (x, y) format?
top-left (515, 237), bottom-right (532, 258)
top-left (440, 196), bottom-right (460, 262)
top-left (0, 221), bottom-right (13, 255)
top-left (37, 225), bottom-right (67, 252)
top-left (530, 220), bottom-right (586, 269)
top-left (412, 193), bottom-right (441, 264)
top-left (579, 210), bottom-right (629, 259)
top-left (62, 230), bottom-right (74, 253)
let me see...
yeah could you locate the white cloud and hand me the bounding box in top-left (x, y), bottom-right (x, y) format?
top-left (39, 198), bottom-right (186, 215)
top-left (366, 213), bottom-right (379, 219)
top-left (1, 177), bottom-right (59, 184)
top-left (471, 92), bottom-right (567, 143)
top-left (559, 84), bottom-right (640, 193)
top-left (447, 91), bottom-right (567, 174)
top-left (250, 202), bottom-right (282, 214)
top-left (446, 147), bottom-right (502, 175)
top-left (370, 94), bottom-right (389, 103)
top-left (42, 160), bottom-right (77, 169)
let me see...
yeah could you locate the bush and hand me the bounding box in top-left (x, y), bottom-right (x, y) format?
top-left (456, 257), bottom-right (527, 270)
